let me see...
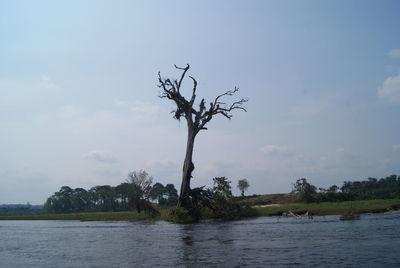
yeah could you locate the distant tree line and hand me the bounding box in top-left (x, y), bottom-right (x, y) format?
top-left (44, 170), bottom-right (178, 214)
top-left (293, 174), bottom-right (400, 203)
top-left (0, 204), bottom-right (44, 216)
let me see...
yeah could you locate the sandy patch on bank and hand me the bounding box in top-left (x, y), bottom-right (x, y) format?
top-left (253, 204), bottom-right (283, 208)
top-left (383, 209), bottom-right (400, 215)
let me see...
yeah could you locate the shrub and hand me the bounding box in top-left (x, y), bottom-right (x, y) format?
top-left (199, 207), bottom-right (214, 219)
top-left (167, 207), bottom-right (193, 224)
top-left (209, 193), bottom-right (241, 220)
top-left (239, 205), bottom-right (260, 218)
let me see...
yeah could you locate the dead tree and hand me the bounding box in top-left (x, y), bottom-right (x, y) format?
top-left (158, 64), bottom-right (247, 211)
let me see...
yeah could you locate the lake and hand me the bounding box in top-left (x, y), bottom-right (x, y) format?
top-left (1, 213), bottom-right (399, 267)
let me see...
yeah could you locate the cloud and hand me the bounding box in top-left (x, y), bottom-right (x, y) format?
top-left (83, 151), bottom-right (118, 164)
top-left (59, 105), bottom-right (84, 119)
top-left (94, 168), bottom-right (123, 178)
top-left (146, 160), bottom-right (181, 183)
top-left (37, 75), bottom-right (58, 90)
top-left (114, 99), bottom-right (159, 118)
top-left (378, 74), bottom-right (400, 103)
top-left (0, 168), bottom-right (53, 204)
top-left (260, 145), bottom-right (291, 156)
top-left (389, 49), bottom-right (400, 59)
top-left (335, 147), bottom-right (345, 153)
top-left (393, 144), bottom-right (400, 151)
top-left (290, 97), bottom-right (330, 119)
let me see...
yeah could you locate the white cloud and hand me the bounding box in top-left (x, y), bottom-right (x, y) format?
top-left (83, 150), bottom-right (118, 164)
top-left (335, 147), bottom-right (345, 153)
top-left (114, 99), bottom-right (159, 118)
top-left (393, 144), bottom-right (400, 151)
top-left (260, 145), bottom-right (291, 156)
top-left (389, 49), bottom-right (400, 59)
top-left (0, 168), bottom-right (53, 204)
top-left (291, 97), bottom-right (330, 119)
top-left (146, 160), bottom-right (181, 184)
top-left (37, 75), bottom-right (58, 90)
top-left (378, 74), bottom-right (400, 103)
top-left (59, 105), bottom-right (84, 119)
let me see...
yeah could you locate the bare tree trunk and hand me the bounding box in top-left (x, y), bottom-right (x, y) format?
top-left (158, 64), bottom-right (247, 214)
top-left (177, 127), bottom-right (196, 208)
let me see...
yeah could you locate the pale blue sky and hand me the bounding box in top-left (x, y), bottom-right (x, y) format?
top-left (0, 0), bottom-right (399, 204)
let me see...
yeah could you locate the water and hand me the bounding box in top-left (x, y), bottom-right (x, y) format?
top-left (1, 213), bottom-right (400, 267)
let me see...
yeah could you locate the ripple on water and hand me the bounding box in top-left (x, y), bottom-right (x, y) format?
top-left (0, 215), bottom-right (399, 267)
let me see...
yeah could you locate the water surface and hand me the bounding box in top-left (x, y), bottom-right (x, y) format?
top-left (1, 213), bottom-right (399, 267)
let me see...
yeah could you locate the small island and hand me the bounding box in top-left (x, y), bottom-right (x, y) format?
top-left (1, 174), bottom-right (399, 223)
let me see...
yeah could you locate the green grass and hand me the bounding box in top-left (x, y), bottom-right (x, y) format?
top-left (255, 199), bottom-right (400, 216)
top-left (0, 211), bottom-right (167, 221)
top-left (1, 199), bottom-right (399, 221)
top-left (238, 193), bottom-right (301, 206)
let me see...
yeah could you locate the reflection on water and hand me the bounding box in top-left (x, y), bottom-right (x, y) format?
top-left (1, 214), bottom-right (400, 267)
top-left (178, 223), bottom-right (240, 267)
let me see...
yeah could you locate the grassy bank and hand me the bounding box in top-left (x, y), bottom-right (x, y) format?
top-left (0, 211), bottom-right (167, 221)
top-left (238, 193), bottom-right (300, 206)
top-left (1, 199), bottom-right (399, 221)
top-left (254, 199), bottom-right (400, 216)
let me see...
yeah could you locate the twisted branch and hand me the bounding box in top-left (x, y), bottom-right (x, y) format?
top-left (158, 64), bottom-right (247, 132)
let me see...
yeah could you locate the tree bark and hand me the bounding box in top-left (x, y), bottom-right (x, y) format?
top-left (177, 126), bottom-right (196, 208)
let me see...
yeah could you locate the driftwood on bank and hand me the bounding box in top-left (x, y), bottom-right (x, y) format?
top-left (282, 211), bottom-right (313, 219)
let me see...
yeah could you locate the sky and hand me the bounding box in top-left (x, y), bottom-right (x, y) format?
top-left (0, 0), bottom-right (399, 204)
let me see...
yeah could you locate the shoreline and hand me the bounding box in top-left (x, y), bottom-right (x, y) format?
top-left (253, 199), bottom-right (400, 217)
top-left (1, 199), bottom-right (399, 222)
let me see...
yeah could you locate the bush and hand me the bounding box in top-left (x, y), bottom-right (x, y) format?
top-left (167, 207), bottom-right (193, 224)
top-left (199, 207), bottom-right (214, 219)
top-left (209, 193), bottom-right (241, 220)
top-left (239, 205), bottom-right (260, 218)
top-left (197, 177), bottom-right (254, 221)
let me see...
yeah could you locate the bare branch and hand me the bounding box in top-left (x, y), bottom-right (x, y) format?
top-left (189, 76), bottom-right (197, 106)
top-left (159, 64), bottom-right (247, 132)
top-left (195, 88), bottom-right (248, 132)
top-left (213, 87), bottom-right (240, 106)
top-left (174, 64), bottom-right (190, 91)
